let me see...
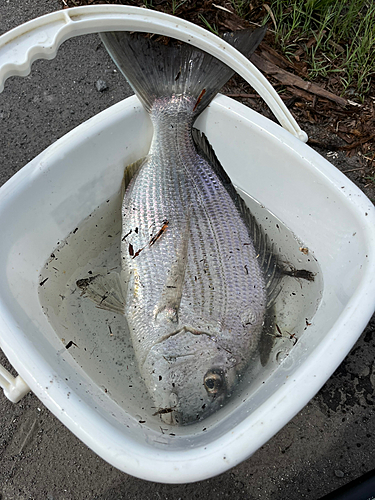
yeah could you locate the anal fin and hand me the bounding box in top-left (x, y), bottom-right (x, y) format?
top-left (259, 303), bottom-right (277, 366)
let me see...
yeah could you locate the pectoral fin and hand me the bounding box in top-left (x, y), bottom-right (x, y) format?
top-left (76, 271), bottom-right (125, 315)
top-left (153, 217), bottom-right (190, 324)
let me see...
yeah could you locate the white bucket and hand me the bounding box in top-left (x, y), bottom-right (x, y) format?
top-left (0, 6), bottom-right (374, 484)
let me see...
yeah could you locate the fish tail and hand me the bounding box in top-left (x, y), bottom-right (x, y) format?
top-left (100, 27), bottom-right (265, 116)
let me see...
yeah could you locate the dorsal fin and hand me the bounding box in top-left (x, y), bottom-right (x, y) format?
top-left (192, 128), bottom-right (282, 305)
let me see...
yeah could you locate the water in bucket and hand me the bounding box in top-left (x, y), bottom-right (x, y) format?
top-left (38, 186), bottom-right (323, 432)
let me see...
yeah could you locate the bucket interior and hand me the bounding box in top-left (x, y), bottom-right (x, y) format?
top-left (0, 95), bottom-right (372, 453)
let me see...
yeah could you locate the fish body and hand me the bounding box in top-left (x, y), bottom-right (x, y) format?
top-left (121, 95), bottom-right (266, 423)
top-left (81, 28), bottom-right (277, 424)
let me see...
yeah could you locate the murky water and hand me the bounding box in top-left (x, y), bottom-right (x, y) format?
top-left (38, 187), bottom-right (323, 427)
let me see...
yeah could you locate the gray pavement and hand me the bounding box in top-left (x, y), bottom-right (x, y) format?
top-left (0, 2), bottom-right (374, 499)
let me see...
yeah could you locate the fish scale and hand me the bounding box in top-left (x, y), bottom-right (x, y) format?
top-left (79, 27), bottom-right (275, 424)
top-left (121, 94), bottom-right (266, 369)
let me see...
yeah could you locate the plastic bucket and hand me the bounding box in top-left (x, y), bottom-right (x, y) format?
top-left (0, 6), bottom-right (374, 483)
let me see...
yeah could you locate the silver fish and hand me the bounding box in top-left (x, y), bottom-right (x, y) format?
top-left (78, 28), bottom-right (281, 425)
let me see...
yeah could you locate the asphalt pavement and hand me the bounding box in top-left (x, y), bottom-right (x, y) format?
top-left (0, 2), bottom-right (374, 499)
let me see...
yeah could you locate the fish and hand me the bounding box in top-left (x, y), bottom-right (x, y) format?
top-left (77, 26), bottom-right (282, 425)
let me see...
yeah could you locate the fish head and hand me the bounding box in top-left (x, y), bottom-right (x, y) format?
top-left (142, 327), bottom-right (242, 425)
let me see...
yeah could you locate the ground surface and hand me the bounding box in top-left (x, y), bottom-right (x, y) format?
top-left (0, 2), bottom-right (374, 499)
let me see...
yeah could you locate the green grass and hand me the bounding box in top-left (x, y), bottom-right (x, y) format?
top-left (171, 0), bottom-right (188, 15)
top-left (260, 0), bottom-right (375, 99)
top-left (230, 0), bottom-right (250, 18)
top-left (138, 0), bottom-right (374, 99)
top-left (198, 14), bottom-right (220, 36)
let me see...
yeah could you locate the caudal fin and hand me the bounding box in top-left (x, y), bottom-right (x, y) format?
top-left (100, 27), bottom-right (266, 115)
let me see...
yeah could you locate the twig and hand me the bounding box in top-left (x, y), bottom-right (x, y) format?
top-left (212, 3), bottom-right (232, 13)
top-left (308, 138), bottom-right (342, 150)
top-left (250, 53), bottom-right (348, 106)
top-left (342, 167), bottom-right (366, 173)
top-left (340, 133), bottom-right (375, 151)
top-left (225, 93), bottom-right (259, 98)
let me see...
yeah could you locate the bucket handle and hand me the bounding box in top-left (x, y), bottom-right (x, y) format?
top-left (0, 364), bottom-right (30, 403)
top-left (0, 5), bottom-right (308, 142)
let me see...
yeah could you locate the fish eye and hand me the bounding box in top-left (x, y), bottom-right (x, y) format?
top-left (204, 369), bottom-right (225, 395)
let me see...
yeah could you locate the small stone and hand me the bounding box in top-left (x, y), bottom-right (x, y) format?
top-left (346, 155), bottom-right (361, 167)
top-left (334, 469), bottom-right (345, 478)
top-left (95, 79), bottom-right (108, 92)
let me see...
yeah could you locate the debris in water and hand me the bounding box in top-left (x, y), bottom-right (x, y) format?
top-left (65, 340), bottom-right (78, 349)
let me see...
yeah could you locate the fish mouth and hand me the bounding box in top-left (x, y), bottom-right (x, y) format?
top-left (144, 327), bottom-right (237, 425)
